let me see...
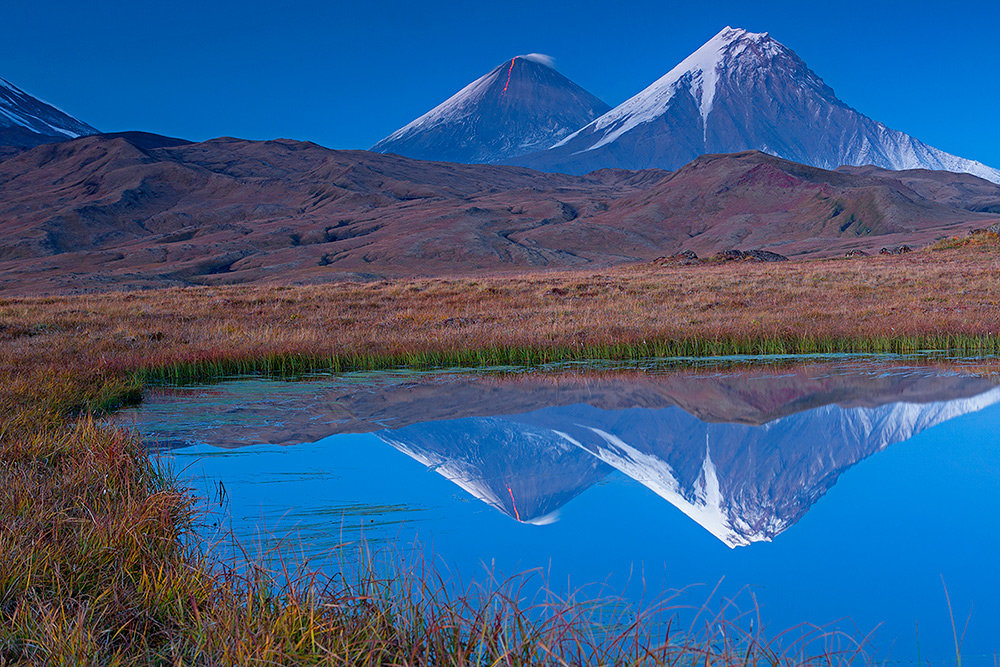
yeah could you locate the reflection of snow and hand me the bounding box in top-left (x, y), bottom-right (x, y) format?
top-left (560, 387), bottom-right (1000, 548)
top-left (818, 386), bottom-right (1000, 452)
top-left (379, 434), bottom-right (507, 515)
top-left (562, 428), bottom-right (752, 547)
top-left (377, 420), bottom-right (593, 525)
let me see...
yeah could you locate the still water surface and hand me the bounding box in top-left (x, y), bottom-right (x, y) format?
top-left (125, 357), bottom-right (1000, 662)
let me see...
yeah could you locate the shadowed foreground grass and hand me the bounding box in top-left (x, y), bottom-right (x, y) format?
top-left (2, 247), bottom-right (998, 664)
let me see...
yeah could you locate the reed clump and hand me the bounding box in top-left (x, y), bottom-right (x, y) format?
top-left (2, 249), bottom-right (997, 663)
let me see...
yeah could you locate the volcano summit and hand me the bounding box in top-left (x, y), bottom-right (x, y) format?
top-left (372, 54), bottom-right (610, 164)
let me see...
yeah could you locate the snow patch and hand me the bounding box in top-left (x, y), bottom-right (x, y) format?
top-left (377, 434), bottom-right (510, 516)
top-left (375, 67), bottom-right (501, 144)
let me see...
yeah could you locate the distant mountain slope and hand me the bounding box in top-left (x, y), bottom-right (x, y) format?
top-left (515, 27), bottom-right (1000, 182)
top-left (0, 135), bottom-right (997, 295)
top-left (372, 54), bottom-right (610, 163)
top-left (0, 76), bottom-right (97, 150)
top-left (837, 165), bottom-right (1000, 213)
top-left (528, 150), bottom-right (988, 259)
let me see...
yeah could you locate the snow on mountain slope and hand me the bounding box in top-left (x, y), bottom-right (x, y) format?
top-left (559, 26), bottom-right (751, 151)
top-left (0, 76), bottom-right (97, 148)
top-left (371, 55), bottom-right (610, 164)
top-left (519, 27), bottom-right (1000, 183)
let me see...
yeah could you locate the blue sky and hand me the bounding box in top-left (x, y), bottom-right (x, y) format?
top-left (4, 1), bottom-right (999, 166)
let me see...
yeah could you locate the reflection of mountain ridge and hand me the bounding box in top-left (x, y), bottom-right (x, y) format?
top-left (134, 368), bottom-right (1000, 449)
top-left (129, 365), bottom-right (1000, 547)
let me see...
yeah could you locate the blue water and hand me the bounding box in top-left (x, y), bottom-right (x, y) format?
top-left (127, 360), bottom-right (1000, 662)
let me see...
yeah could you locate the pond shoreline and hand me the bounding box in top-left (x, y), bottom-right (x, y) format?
top-left (4, 251), bottom-right (999, 662)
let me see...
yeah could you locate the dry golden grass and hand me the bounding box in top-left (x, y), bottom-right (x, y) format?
top-left (2, 245), bottom-right (999, 664)
top-left (927, 230), bottom-right (1000, 251)
top-left (3, 246), bottom-right (1000, 386)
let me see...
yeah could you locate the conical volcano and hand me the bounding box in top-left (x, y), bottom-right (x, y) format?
top-left (372, 54), bottom-right (610, 164)
top-left (518, 27), bottom-right (1000, 182)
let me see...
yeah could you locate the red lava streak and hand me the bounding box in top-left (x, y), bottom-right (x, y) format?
top-left (507, 485), bottom-right (521, 521)
top-left (502, 58), bottom-right (516, 95)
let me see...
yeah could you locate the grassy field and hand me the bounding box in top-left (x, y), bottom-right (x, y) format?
top-left (2, 244), bottom-right (999, 664)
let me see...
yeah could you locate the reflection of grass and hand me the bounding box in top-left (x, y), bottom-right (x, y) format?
top-left (3, 250), bottom-right (997, 662)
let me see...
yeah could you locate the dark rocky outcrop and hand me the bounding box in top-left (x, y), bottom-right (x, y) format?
top-left (713, 249), bottom-right (789, 262)
top-left (879, 245), bottom-right (913, 255)
top-left (653, 249), bottom-right (701, 266)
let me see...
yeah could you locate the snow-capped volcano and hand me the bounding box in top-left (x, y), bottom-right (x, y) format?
top-left (518, 27), bottom-right (1000, 182)
top-left (0, 76), bottom-right (97, 149)
top-left (372, 55), bottom-right (610, 164)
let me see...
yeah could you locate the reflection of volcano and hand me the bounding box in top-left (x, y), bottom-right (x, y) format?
top-left (377, 418), bottom-right (610, 524)
top-left (513, 390), bottom-right (1000, 546)
top-left (129, 363), bottom-right (1000, 546)
top-left (371, 387), bottom-right (1000, 546)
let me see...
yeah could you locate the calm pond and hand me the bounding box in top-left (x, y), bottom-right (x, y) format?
top-left (123, 356), bottom-right (1000, 662)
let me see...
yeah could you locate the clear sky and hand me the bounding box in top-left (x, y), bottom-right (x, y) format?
top-left (4, 0), bottom-right (999, 166)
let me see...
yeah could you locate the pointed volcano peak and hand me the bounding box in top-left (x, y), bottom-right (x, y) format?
top-left (700, 26), bottom-right (816, 82)
top-left (702, 25), bottom-right (758, 49)
top-left (699, 26), bottom-right (787, 59)
top-left (372, 55), bottom-right (610, 164)
top-left (557, 26), bottom-right (802, 151)
top-left (494, 54), bottom-right (556, 98)
top-left (669, 26), bottom-right (781, 77)
top-left (713, 25), bottom-right (769, 44)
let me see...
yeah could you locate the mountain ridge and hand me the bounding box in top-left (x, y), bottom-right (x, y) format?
top-left (0, 134), bottom-right (998, 295)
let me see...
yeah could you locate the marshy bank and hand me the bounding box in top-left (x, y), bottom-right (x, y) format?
top-left (3, 250), bottom-right (1000, 664)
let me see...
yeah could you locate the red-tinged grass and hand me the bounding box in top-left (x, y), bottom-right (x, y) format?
top-left (2, 247), bottom-right (998, 664)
